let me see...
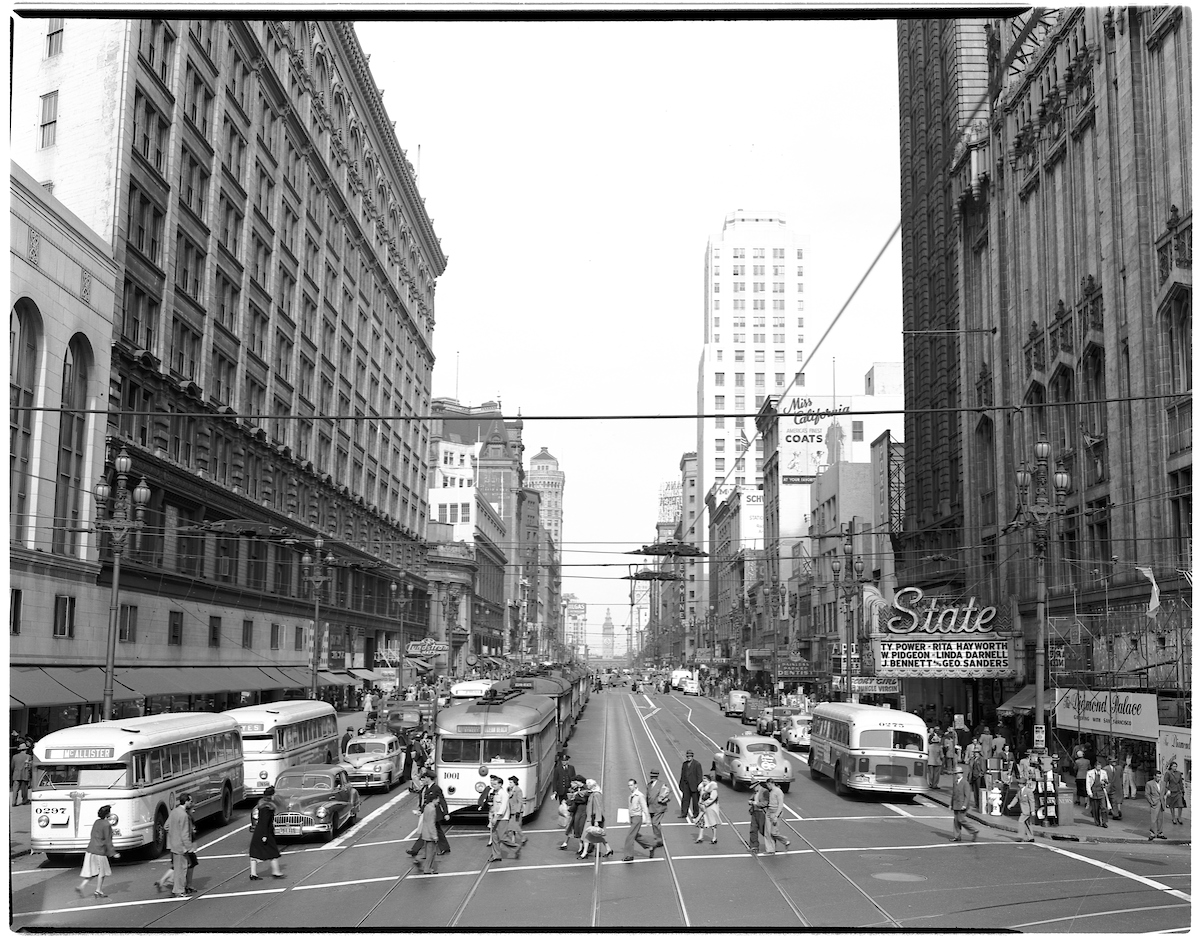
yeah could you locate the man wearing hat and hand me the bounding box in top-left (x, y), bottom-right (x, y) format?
top-left (647, 769), bottom-right (671, 846)
top-left (949, 763), bottom-right (979, 842)
top-left (486, 774), bottom-right (519, 862)
top-left (748, 778), bottom-right (772, 854)
top-left (11, 743), bottom-right (32, 806)
top-left (552, 752), bottom-right (576, 803)
top-left (678, 749), bottom-right (703, 822)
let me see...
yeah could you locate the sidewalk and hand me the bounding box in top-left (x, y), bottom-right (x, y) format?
top-left (921, 785), bottom-right (1190, 845)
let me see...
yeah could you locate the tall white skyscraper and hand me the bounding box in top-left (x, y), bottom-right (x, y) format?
top-left (691, 211), bottom-right (826, 618)
top-left (527, 447), bottom-right (565, 553)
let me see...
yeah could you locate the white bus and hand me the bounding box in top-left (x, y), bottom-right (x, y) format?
top-left (807, 702), bottom-right (929, 797)
top-left (30, 713), bottom-right (244, 858)
top-left (434, 690), bottom-right (558, 815)
top-left (223, 700), bottom-right (339, 798)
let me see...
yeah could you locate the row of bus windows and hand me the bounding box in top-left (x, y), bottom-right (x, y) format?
top-left (812, 717), bottom-right (850, 745)
top-left (134, 731), bottom-right (243, 784)
top-left (242, 715), bottom-right (337, 754)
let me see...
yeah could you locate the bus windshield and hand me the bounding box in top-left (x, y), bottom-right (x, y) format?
top-left (241, 735), bottom-right (277, 754)
top-left (440, 738), bottom-right (523, 764)
top-left (859, 729), bottom-right (925, 752)
top-left (36, 764), bottom-right (129, 788)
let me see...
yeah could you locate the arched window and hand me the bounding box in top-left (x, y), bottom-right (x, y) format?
top-left (52, 335), bottom-right (92, 556)
top-left (10, 300), bottom-right (42, 543)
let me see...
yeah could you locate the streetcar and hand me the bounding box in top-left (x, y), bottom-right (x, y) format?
top-left (511, 673), bottom-right (576, 744)
top-left (222, 700), bottom-right (339, 798)
top-left (807, 702), bottom-right (929, 797)
top-left (29, 713), bottom-right (243, 858)
top-left (434, 689), bottom-right (558, 816)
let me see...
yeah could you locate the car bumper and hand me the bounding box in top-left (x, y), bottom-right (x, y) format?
top-left (348, 772), bottom-right (388, 789)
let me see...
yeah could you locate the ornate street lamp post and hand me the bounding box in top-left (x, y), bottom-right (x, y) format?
top-left (94, 448), bottom-right (151, 719)
top-left (301, 539), bottom-right (336, 700)
top-left (831, 528), bottom-right (865, 702)
top-left (1013, 440), bottom-right (1071, 746)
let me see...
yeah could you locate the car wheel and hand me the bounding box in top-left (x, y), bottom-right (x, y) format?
top-left (780, 783), bottom-right (791, 793)
top-left (215, 784), bottom-right (234, 825)
top-left (149, 807), bottom-right (169, 858)
top-left (730, 775), bottom-right (743, 792)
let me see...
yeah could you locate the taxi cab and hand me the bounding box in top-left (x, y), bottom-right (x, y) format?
top-left (712, 734), bottom-right (795, 792)
top-left (778, 714), bottom-right (813, 751)
top-left (341, 732), bottom-right (403, 791)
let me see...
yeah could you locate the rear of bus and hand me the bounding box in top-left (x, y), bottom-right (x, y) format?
top-left (850, 715), bottom-right (929, 794)
top-left (227, 701), bottom-right (338, 798)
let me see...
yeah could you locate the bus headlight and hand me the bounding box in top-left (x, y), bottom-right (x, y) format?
top-left (107, 813), bottom-right (119, 826)
top-left (37, 815), bottom-right (49, 828)
top-left (474, 781), bottom-right (486, 794)
top-left (259, 770), bottom-right (269, 780)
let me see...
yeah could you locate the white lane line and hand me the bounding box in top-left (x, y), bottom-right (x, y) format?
top-left (882, 802), bottom-right (918, 818)
top-left (295, 874), bottom-right (407, 891)
top-left (326, 785), bottom-right (414, 848)
top-left (1007, 902), bottom-right (1191, 930)
top-left (194, 887), bottom-right (288, 899)
top-left (1038, 843), bottom-right (1192, 903)
top-left (13, 896), bottom-right (183, 917)
top-left (197, 823), bottom-right (249, 851)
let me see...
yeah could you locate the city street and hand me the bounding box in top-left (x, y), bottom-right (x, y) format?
top-left (9, 691), bottom-right (1190, 930)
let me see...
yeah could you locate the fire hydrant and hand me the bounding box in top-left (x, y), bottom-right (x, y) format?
top-left (988, 784), bottom-right (1003, 816)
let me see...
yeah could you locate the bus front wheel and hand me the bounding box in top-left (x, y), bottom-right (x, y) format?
top-left (834, 764), bottom-right (848, 797)
top-left (149, 808), bottom-right (169, 857)
top-left (215, 785), bottom-right (234, 825)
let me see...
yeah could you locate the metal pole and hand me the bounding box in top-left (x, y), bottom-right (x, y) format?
top-left (1034, 535), bottom-right (1046, 736)
top-left (102, 545), bottom-right (122, 720)
top-left (311, 579), bottom-right (321, 700)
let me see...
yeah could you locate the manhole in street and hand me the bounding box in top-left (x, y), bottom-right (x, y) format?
top-left (860, 853), bottom-right (903, 860)
top-left (872, 872), bottom-right (927, 882)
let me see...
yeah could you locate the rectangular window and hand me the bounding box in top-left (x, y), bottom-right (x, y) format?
top-left (295, 625), bottom-right (304, 651)
top-left (714, 395), bottom-right (725, 411)
top-left (216, 271), bottom-right (240, 331)
top-left (169, 317), bottom-right (200, 380)
top-left (241, 619), bottom-right (253, 649)
top-left (169, 610), bottom-right (184, 645)
top-left (462, 502), bottom-right (471, 523)
top-left (119, 604), bottom-right (138, 642)
top-left (121, 279), bottom-right (160, 350)
top-left (208, 616), bottom-right (222, 647)
top-left (53, 595), bottom-right (76, 638)
top-left (10, 588), bottom-right (22, 635)
top-left (40, 92), bottom-right (59, 148)
top-left (714, 372), bottom-right (724, 386)
top-left (852, 420), bottom-right (864, 442)
top-left (47, 18), bottom-right (64, 56)
top-left (270, 623), bottom-right (281, 650)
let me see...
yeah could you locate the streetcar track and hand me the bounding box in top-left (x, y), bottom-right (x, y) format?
top-left (589, 681), bottom-right (610, 927)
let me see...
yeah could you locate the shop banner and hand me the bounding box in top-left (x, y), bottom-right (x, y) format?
top-left (1054, 688), bottom-right (1159, 742)
top-left (832, 676), bottom-right (900, 694)
top-left (1157, 725), bottom-right (1191, 777)
top-left (874, 637), bottom-right (1014, 677)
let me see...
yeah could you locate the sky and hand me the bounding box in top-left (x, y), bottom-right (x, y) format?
top-left (357, 18), bottom-right (905, 650)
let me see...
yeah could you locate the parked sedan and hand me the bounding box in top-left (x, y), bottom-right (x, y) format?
top-left (257, 764), bottom-right (361, 840)
top-left (712, 734), bottom-right (795, 792)
top-left (342, 732), bottom-right (403, 792)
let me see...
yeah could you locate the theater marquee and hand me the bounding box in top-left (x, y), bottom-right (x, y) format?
top-left (871, 587), bottom-right (1016, 679)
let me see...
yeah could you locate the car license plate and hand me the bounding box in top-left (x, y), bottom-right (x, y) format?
top-left (276, 826), bottom-right (302, 836)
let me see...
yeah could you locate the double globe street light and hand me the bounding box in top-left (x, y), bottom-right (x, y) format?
top-left (301, 538), bottom-right (337, 700)
top-left (94, 447), bottom-right (151, 719)
top-left (831, 528), bottom-right (866, 702)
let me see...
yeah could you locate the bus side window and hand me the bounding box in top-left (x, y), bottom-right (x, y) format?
top-left (231, 731), bottom-right (243, 758)
top-left (149, 749), bottom-right (162, 782)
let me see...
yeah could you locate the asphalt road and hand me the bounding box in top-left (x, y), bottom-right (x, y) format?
top-left (10, 690), bottom-right (1192, 930)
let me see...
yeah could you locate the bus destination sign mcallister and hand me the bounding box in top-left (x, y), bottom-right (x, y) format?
top-left (871, 587), bottom-right (1016, 679)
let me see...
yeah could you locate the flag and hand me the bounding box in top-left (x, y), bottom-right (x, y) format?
top-left (738, 428), bottom-right (750, 451)
top-left (1136, 566), bottom-right (1160, 619)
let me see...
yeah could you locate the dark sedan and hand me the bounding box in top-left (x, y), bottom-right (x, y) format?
top-left (254, 764), bottom-right (361, 840)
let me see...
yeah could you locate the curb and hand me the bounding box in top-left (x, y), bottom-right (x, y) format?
top-left (921, 790), bottom-right (1190, 845)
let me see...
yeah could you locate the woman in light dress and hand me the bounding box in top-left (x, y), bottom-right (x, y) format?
top-left (694, 773), bottom-right (721, 844)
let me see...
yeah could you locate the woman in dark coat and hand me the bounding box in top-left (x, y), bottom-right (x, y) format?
top-left (249, 786), bottom-right (284, 879)
top-left (558, 775), bottom-right (589, 852)
top-left (1164, 760), bottom-right (1186, 825)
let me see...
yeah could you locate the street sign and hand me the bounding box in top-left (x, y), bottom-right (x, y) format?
top-left (1033, 725), bottom-right (1046, 749)
top-left (406, 638), bottom-right (449, 658)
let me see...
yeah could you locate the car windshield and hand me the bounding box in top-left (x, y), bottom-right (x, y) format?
top-left (348, 741), bottom-right (386, 755)
top-left (745, 743), bottom-right (779, 754)
top-left (859, 729), bottom-right (925, 751)
top-left (277, 773), bottom-right (332, 790)
top-left (35, 764), bottom-right (128, 788)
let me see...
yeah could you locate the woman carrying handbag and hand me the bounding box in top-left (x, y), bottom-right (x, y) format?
top-left (579, 780), bottom-right (612, 859)
top-left (249, 786), bottom-right (284, 879)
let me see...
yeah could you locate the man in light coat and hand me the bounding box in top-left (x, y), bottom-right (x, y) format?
top-left (1086, 760), bottom-right (1109, 827)
top-left (949, 764), bottom-right (979, 842)
top-left (507, 776), bottom-right (527, 844)
top-left (1007, 777), bottom-right (1036, 842)
top-left (622, 778), bottom-right (655, 861)
top-left (165, 793), bottom-right (196, 897)
top-left (1146, 768), bottom-right (1166, 840)
top-left (486, 774), bottom-right (519, 862)
top-left (764, 780), bottom-right (791, 849)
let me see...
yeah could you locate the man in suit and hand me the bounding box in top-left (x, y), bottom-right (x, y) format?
top-left (646, 769), bottom-right (671, 847)
top-left (1086, 758), bottom-right (1109, 827)
top-left (678, 750), bottom-right (702, 821)
top-left (1007, 776), bottom-right (1036, 842)
top-left (764, 779), bottom-right (791, 849)
top-left (622, 778), bottom-right (655, 861)
top-left (1146, 768), bottom-right (1166, 840)
top-left (165, 793), bottom-right (196, 897)
top-left (949, 764), bottom-right (979, 842)
top-left (748, 779), bottom-right (772, 853)
top-left (406, 775), bottom-right (451, 857)
top-left (552, 752), bottom-right (576, 803)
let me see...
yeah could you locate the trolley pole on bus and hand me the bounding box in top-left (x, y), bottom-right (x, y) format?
top-left (302, 539), bottom-right (336, 700)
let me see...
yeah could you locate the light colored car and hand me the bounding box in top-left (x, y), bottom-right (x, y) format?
top-left (712, 734), bottom-right (795, 792)
top-left (778, 714), bottom-right (813, 751)
top-left (758, 705), bottom-right (806, 737)
top-left (259, 764), bottom-right (361, 840)
top-left (723, 690), bottom-right (750, 717)
top-left (342, 732), bottom-right (403, 791)
top-left (682, 678), bottom-right (701, 696)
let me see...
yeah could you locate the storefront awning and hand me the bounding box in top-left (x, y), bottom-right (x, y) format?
top-left (276, 667), bottom-right (314, 688)
top-left (113, 667), bottom-right (190, 697)
top-left (10, 667), bottom-right (88, 707)
top-left (996, 685), bottom-right (1058, 716)
top-left (255, 667), bottom-right (303, 688)
top-left (41, 667), bottom-right (139, 703)
top-left (318, 670), bottom-right (355, 687)
top-left (349, 668), bottom-right (380, 681)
